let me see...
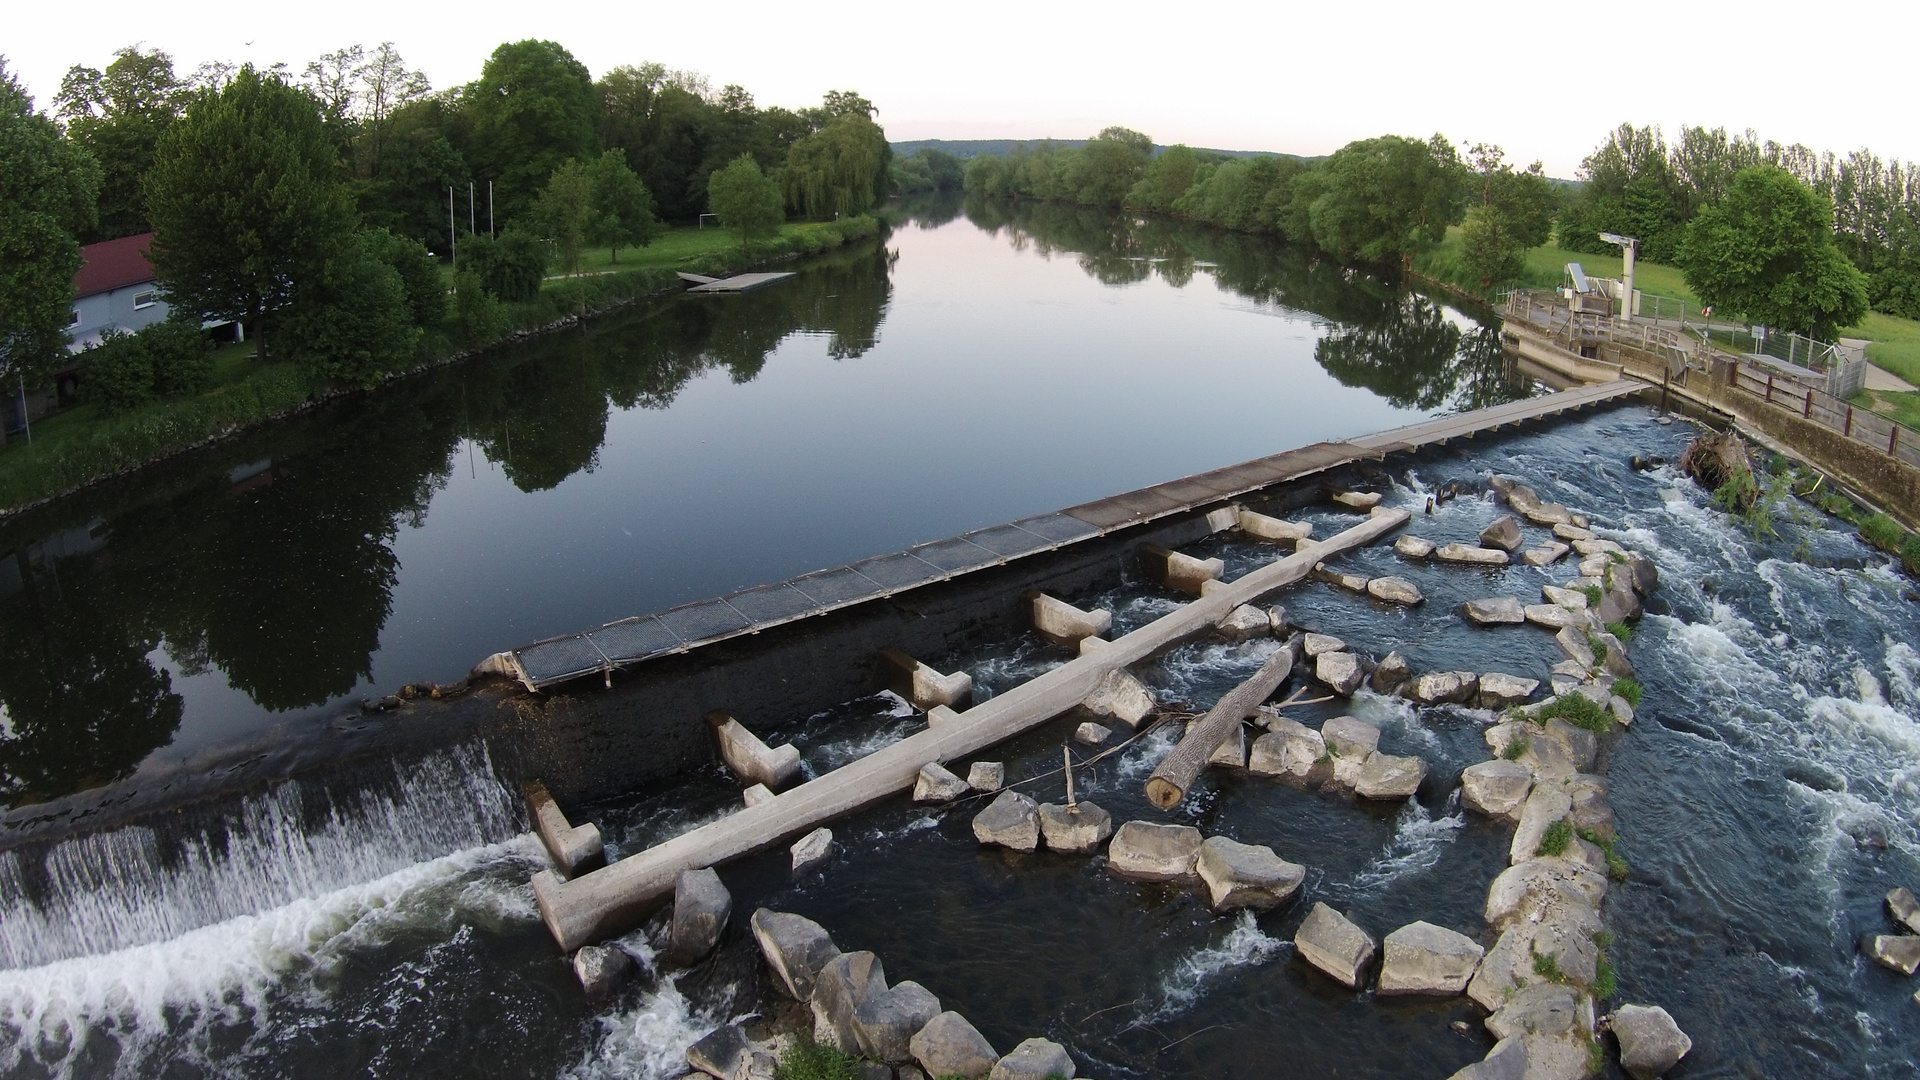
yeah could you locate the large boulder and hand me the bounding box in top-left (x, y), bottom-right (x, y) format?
top-left (1217, 603), bottom-right (1273, 641)
top-left (1485, 859), bottom-right (1609, 928)
top-left (1321, 715), bottom-right (1381, 756)
top-left (1209, 722), bottom-right (1247, 768)
top-left (1626, 552), bottom-right (1659, 596)
top-left (792, 827), bottom-right (835, 878)
top-left (1107, 821), bottom-right (1204, 882)
top-left (1596, 579), bottom-right (1641, 625)
top-left (751, 908), bottom-right (841, 1001)
top-left (1294, 903), bottom-right (1377, 989)
top-left (987, 1038), bottom-right (1075, 1080)
top-left (854, 980), bottom-right (943, 1063)
top-left (1610, 1004), bottom-right (1693, 1080)
top-left (686, 1024), bottom-right (754, 1080)
top-left (1446, 1036), bottom-right (1529, 1080)
top-left (1073, 721), bottom-right (1112, 746)
top-left (1863, 933), bottom-right (1920, 974)
top-left (1437, 543), bottom-right (1510, 566)
top-left (1889, 886), bottom-right (1920, 933)
top-left (1083, 669), bottom-right (1156, 728)
top-left (1377, 921), bottom-right (1485, 996)
top-left (1542, 585), bottom-right (1589, 610)
top-left (1480, 515), bottom-right (1525, 552)
top-left (1195, 835), bottom-right (1305, 911)
top-left (973, 790), bottom-right (1041, 852)
top-left (1303, 632), bottom-right (1347, 657)
top-left (1316, 651), bottom-right (1364, 696)
top-left (1371, 650), bottom-right (1413, 693)
top-left (967, 761), bottom-right (1005, 792)
top-left (573, 944), bottom-right (635, 1004)
top-left (1511, 786), bottom-right (1574, 864)
top-left (1478, 673), bottom-right (1540, 709)
top-left (1367, 576), bottom-right (1425, 605)
top-left (666, 867), bottom-right (733, 966)
top-left (1354, 753), bottom-right (1427, 801)
top-left (1567, 775), bottom-right (1615, 840)
top-left (1523, 603), bottom-right (1576, 630)
top-left (1038, 801), bottom-right (1113, 854)
top-left (1486, 982), bottom-right (1589, 1042)
top-left (1522, 542), bottom-right (1572, 567)
top-left (1395, 535), bottom-right (1437, 558)
top-left (1407, 670), bottom-right (1478, 705)
top-left (913, 762), bottom-right (971, 803)
top-left (1460, 760), bottom-right (1535, 821)
top-left (1542, 718), bottom-right (1599, 771)
top-left (1464, 596), bottom-right (1526, 626)
top-left (1248, 723), bottom-right (1329, 787)
top-left (811, 951), bottom-right (886, 1053)
top-left (1467, 915), bottom-right (1601, 1012)
top-left (910, 1011), bottom-right (1000, 1080)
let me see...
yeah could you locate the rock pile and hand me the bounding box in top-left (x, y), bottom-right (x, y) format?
top-left (693, 908), bottom-right (1087, 1080)
top-left (1246, 714), bottom-right (1427, 801)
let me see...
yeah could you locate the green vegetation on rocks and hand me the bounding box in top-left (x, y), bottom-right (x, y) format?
top-left (1538, 693), bottom-right (1615, 734)
top-left (1536, 819), bottom-right (1574, 857)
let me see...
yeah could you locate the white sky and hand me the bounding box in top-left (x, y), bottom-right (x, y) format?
top-left (6, 0), bottom-right (1915, 179)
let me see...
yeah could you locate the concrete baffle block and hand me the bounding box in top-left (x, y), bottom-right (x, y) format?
top-left (525, 781), bottom-right (605, 878)
top-left (1238, 508), bottom-right (1313, 543)
top-left (1138, 542), bottom-right (1224, 595)
top-left (1029, 592), bottom-right (1113, 647)
top-left (706, 712), bottom-right (802, 790)
top-left (879, 647), bottom-right (973, 710)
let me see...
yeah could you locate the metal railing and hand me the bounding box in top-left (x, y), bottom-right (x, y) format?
top-left (1728, 361), bottom-right (1920, 470)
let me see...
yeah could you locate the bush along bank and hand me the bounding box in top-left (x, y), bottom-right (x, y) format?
top-left (0, 217), bottom-right (879, 518)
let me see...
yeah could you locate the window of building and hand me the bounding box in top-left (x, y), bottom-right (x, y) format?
top-left (70, 308), bottom-right (82, 325)
top-left (133, 291), bottom-right (160, 310)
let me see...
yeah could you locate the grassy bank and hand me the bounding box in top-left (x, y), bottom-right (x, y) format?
top-left (0, 217), bottom-right (878, 517)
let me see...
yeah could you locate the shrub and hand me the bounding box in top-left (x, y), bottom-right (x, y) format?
top-left (1578, 826), bottom-right (1631, 880)
top-left (83, 329), bottom-right (158, 411)
top-left (1530, 948), bottom-right (1567, 983)
top-left (1902, 532), bottom-right (1920, 577)
top-left (143, 318), bottom-right (215, 396)
top-left (1536, 819), bottom-right (1573, 857)
top-left (1502, 736), bottom-right (1528, 761)
top-left (1604, 620), bottom-right (1634, 642)
top-left (776, 1039), bottom-right (858, 1080)
top-left (1539, 692), bottom-right (1614, 734)
top-left (1861, 513), bottom-right (1905, 554)
top-left (1612, 677), bottom-right (1643, 708)
top-left (1586, 632), bottom-right (1610, 665)
top-left (1580, 585), bottom-right (1602, 607)
top-left (452, 271), bottom-right (508, 347)
top-left (1594, 953), bottom-right (1618, 1000)
top-left (364, 227), bottom-right (448, 326)
top-left (464, 229), bottom-right (549, 303)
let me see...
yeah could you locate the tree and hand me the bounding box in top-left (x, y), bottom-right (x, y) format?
top-left (781, 111), bottom-right (888, 219)
top-left (1456, 144), bottom-right (1558, 291)
top-left (1307, 134), bottom-right (1466, 273)
top-left (1127, 144), bottom-right (1201, 211)
top-left (708, 153), bottom-right (784, 249)
top-left (1066, 126), bottom-right (1153, 208)
top-left (362, 227), bottom-right (446, 325)
top-left (0, 60), bottom-right (101, 403)
top-left (464, 229), bottom-right (548, 302)
top-left (282, 234), bottom-right (420, 385)
top-left (1678, 166), bottom-right (1870, 340)
top-left (353, 42), bottom-right (431, 179)
top-left (532, 156), bottom-right (595, 275)
top-left (464, 40), bottom-right (600, 224)
top-left (587, 149), bottom-right (659, 261)
top-left (55, 45), bottom-right (186, 240)
top-left (145, 65), bottom-right (355, 363)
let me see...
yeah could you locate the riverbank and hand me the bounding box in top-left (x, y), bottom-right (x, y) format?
top-left (0, 217), bottom-right (880, 519)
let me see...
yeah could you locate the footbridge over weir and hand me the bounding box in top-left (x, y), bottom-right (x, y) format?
top-left (497, 379), bottom-right (1649, 696)
top-left (496, 379), bottom-right (1651, 951)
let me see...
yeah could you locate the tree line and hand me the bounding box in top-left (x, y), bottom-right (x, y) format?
top-left (0, 41), bottom-right (891, 406)
top-left (963, 127), bottom-right (1554, 285)
top-left (965, 123), bottom-right (1885, 341)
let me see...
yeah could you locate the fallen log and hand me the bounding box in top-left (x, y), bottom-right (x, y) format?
top-left (1143, 636), bottom-right (1300, 810)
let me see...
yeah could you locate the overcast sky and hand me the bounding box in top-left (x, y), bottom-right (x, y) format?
top-left (7, 0), bottom-right (1913, 178)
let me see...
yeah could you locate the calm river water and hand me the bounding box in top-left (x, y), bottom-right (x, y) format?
top-left (3, 202), bottom-right (1917, 1080)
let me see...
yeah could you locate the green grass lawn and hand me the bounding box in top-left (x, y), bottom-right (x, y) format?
top-left (8, 339), bottom-right (273, 453)
top-left (549, 221), bottom-right (858, 276)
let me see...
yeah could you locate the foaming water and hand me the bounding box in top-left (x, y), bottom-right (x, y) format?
top-left (562, 936), bottom-right (733, 1080)
top-left (0, 743), bottom-right (522, 969)
top-left (0, 834), bottom-right (543, 1078)
top-left (1333, 796), bottom-right (1465, 898)
top-left (1144, 911), bottom-right (1289, 1022)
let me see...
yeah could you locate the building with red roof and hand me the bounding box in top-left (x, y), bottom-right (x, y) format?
top-left (68, 233), bottom-right (167, 352)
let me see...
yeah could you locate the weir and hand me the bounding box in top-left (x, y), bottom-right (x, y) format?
top-left (498, 380), bottom-right (1648, 693)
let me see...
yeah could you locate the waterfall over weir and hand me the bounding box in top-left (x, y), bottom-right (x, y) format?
top-left (0, 743), bottom-right (525, 970)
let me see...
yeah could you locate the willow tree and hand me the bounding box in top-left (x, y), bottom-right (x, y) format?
top-left (781, 113), bottom-right (887, 219)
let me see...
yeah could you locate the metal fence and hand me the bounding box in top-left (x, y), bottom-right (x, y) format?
top-left (1728, 361), bottom-right (1920, 470)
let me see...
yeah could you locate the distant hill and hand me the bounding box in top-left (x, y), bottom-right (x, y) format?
top-left (891, 138), bottom-right (1316, 163)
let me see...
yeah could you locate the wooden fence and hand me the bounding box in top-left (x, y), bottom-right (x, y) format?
top-left (1726, 361), bottom-right (1920, 470)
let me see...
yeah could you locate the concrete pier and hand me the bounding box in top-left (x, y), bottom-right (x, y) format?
top-left (530, 509), bottom-right (1410, 951)
top-left (526, 781), bottom-right (605, 878)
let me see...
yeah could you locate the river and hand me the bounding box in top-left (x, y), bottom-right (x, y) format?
top-left (2, 200), bottom-right (1916, 1078)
